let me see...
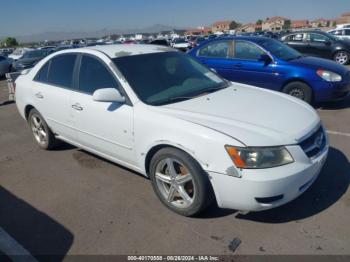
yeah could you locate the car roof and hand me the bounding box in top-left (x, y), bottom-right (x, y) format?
top-left (83, 44), bottom-right (174, 58)
top-left (202, 36), bottom-right (274, 43)
top-left (284, 30), bottom-right (328, 35)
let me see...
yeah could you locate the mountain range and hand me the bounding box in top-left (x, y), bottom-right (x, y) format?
top-left (1, 24), bottom-right (187, 43)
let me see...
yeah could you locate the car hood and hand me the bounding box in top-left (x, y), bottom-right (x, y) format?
top-left (157, 83), bottom-right (320, 146)
top-left (289, 56), bottom-right (349, 75)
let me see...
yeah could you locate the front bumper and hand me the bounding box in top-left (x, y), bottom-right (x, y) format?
top-left (313, 80), bottom-right (350, 102)
top-left (208, 145), bottom-right (328, 212)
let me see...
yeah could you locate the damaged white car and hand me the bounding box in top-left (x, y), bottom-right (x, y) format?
top-left (15, 45), bottom-right (328, 216)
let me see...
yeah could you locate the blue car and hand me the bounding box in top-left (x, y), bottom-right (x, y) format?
top-left (188, 36), bottom-right (350, 104)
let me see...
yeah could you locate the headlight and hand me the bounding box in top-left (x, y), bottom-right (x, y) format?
top-left (316, 69), bottom-right (342, 82)
top-left (225, 146), bottom-right (294, 169)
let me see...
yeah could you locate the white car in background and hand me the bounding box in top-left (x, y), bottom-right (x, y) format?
top-left (336, 23), bottom-right (350, 29)
top-left (172, 38), bottom-right (191, 51)
top-left (328, 28), bottom-right (350, 40)
top-left (15, 45), bottom-right (328, 216)
top-left (8, 47), bottom-right (34, 61)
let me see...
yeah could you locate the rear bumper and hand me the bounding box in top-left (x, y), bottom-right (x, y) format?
top-left (208, 145), bottom-right (328, 212)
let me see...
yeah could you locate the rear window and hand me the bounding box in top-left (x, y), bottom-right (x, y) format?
top-left (47, 54), bottom-right (77, 88)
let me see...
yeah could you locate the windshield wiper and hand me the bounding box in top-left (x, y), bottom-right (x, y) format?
top-left (153, 96), bottom-right (193, 106)
top-left (153, 83), bottom-right (229, 106)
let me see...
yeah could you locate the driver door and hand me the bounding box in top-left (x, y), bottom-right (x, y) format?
top-left (72, 54), bottom-right (135, 165)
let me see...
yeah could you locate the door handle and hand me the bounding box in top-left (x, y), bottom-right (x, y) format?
top-left (72, 103), bottom-right (83, 111)
top-left (234, 63), bottom-right (243, 68)
top-left (35, 92), bottom-right (44, 99)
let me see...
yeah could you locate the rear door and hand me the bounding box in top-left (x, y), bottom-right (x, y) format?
top-left (32, 54), bottom-right (78, 141)
top-left (283, 33), bottom-right (308, 53)
top-left (304, 33), bottom-right (333, 58)
top-left (72, 54), bottom-right (135, 164)
top-left (195, 40), bottom-right (235, 80)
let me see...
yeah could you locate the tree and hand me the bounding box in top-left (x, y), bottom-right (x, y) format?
top-left (332, 21), bottom-right (337, 27)
top-left (1, 37), bottom-right (18, 47)
top-left (256, 19), bottom-right (263, 25)
top-left (229, 20), bottom-right (241, 30)
top-left (283, 20), bottom-right (291, 30)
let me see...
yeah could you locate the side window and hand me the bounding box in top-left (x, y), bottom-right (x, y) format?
top-left (234, 41), bottom-right (266, 60)
top-left (286, 34), bottom-right (304, 42)
top-left (308, 33), bottom-right (329, 42)
top-left (34, 61), bottom-right (50, 82)
top-left (47, 54), bottom-right (77, 88)
top-left (79, 55), bottom-right (118, 94)
top-left (333, 30), bottom-right (343, 36)
top-left (344, 29), bottom-right (350, 36)
top-left (198, 41), bottom-right (231, 59)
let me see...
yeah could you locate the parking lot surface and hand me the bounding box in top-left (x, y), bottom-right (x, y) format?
top-left (0, 74), bottom-right (350, 257)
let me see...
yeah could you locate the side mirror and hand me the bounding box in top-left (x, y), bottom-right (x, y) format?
top-left (210, 68), bottom-right (217, 73)
top-left (92, 88), bottom-right (125, 103)
top-left (259, 54), bottom-right (272, 65)
top-left (325, 40), bottom-right (332, 46)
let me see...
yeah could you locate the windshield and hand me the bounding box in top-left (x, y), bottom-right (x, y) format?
top-left (319, 32), bottom-right (338, 41)
top-left (22, 50), bottom-right (47, 59)
top-left (175, 39), bottom-right (187, 43)
top-left (259, 39), bottom-right (302, 61)
top-left (12, 49), bottom-right (24, 55)
top-left (113, 52), bottom-right (228, 106)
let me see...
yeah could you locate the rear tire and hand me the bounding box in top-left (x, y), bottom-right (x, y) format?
top-left (282, 81), bottom-right (313, 104)
top-left (149, 147), bottom-right (214, 217)
top-left (333, 51), bottom-right (350, 65)
top-left (28, 109), bottom-right (60, 150)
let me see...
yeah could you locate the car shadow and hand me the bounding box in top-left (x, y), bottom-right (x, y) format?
top-left (235, 147), bottom-right (349, 223)
top-left (315, 96), bottom-right (350, 110)
top-left (0, 101), bottom-right (15, 107)
top-left (0, 186), bottom-right (74, 261)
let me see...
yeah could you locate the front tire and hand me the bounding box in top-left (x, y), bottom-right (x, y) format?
top-left (333, 51), bottom-right (350, 65)
top-left (149, 147), bottom-right (214, 217)
top-left (282, 81), bottom-right (313, 104)
top-left (28, 109), bottom-right (60, 150)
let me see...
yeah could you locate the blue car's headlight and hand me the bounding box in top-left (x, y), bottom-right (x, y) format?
top-left (317, 69), bottom-right (342, 82)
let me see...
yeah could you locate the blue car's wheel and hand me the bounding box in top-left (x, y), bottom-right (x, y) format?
top-left (282, 82), bottom-right (312, 104)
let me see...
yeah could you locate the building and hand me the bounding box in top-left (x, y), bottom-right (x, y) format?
top-left (238, 23), bottom-right (261, 33)
top-left (291, 20), bottom-right (310, 29)
top-left (185, 27), bottom-right (212, 36)
top-left (211, 21), bottom-right (232, 33)
top-left (337, 12), bottom-right (350, 24)
top-left (311, 18), bottom-right (330, 28)
top-left (262, 16), bottom-right (290, 31)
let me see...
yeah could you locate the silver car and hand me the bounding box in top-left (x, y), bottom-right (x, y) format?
top-left (0, 55), bottom-right (12, 77)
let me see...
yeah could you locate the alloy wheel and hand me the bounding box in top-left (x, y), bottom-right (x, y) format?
top-left (30, 114), bottom-right (47, 145)
top-left (335, 52), bottom-right (349, 65)
top-left (154, 158), bottom-right (195, 209)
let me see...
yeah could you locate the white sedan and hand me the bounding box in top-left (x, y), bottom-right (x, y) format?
top-left (172, 39), bottom-right (191, 51)
top-left (15, 45), bottom-right (328, 216)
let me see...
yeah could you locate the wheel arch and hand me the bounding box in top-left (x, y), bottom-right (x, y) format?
top-left (24, 104), bottom-right (35, 120)
top-left (144, 142), bottom-right (205, 176)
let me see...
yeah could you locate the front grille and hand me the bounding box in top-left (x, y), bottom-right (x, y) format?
top-left (299, 126), bottom-right (326, 159)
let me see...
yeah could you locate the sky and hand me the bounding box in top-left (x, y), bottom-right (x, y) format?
top-left (1, 0), bottom-right (349, 36)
